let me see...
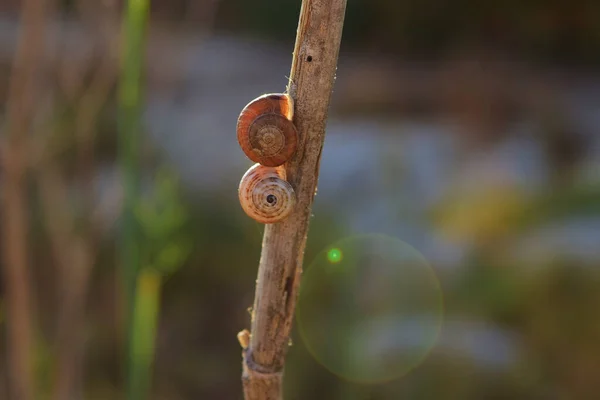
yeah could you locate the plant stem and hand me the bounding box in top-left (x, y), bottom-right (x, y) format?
top-left (2, 0), bottom-right (51, 398)
top-left (119, 0), bottom-right (149, 322)
top-left (240, 1), bottom-right (347, 399)
top-left (117, 0), bottom-right (150, 397)
top-left (128, 270), bottom-right (162, 400)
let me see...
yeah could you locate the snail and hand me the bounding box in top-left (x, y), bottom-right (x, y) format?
top-left (237, 93), bottom-right (298, 167)
top-left (238, 163), bottom-right (296, 224)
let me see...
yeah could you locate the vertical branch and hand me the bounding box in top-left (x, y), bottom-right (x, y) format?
top-left (2, 0), bottom-right (51, 399)
top-left (241, 1), bottom-right (347, 399)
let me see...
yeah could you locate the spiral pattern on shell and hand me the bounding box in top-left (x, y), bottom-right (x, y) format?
top-left (237, 93), bottom-right (298, 167)
top-left (238, 163), bottom-right (296, 224)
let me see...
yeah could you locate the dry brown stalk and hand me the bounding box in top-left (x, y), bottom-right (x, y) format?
top-left (43, 16), bottom-right (118, 400)
top-left (1, 0), bottom-right (53, 398)
top-left (28, 4), bottom-right (119, 397)
top-left (240, 1), bottom-right (347, 399)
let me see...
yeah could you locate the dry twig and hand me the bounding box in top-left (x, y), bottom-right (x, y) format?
top-left (240, 1), bottom-right (347, 399)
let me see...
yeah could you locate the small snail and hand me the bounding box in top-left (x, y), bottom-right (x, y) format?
top-left (238, 163), bottom-right (296, 224)
top-left (237, 93), bottom-right (298, 167)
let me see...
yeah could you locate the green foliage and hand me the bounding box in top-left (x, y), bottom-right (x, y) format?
top-left (515, 183), bottom-right (600, 230)
top-left (135, 168), bottom-right (192, 276)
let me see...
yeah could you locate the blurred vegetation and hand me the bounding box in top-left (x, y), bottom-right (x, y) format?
top-left (51, 0), bottom-right (600, 64)
top-left (216, 0), bottom-right (600, 64)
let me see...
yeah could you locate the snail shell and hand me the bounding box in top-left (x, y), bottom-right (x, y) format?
top-left (237, 93), bottom-right (298, 167)
top-left (238, 163), bottom-right (296, 224)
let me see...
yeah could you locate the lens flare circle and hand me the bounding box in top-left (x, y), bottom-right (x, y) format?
top-left (296, 234), bottom-right (444, 384)
top-left (327, 248), bottom-right (343, 263)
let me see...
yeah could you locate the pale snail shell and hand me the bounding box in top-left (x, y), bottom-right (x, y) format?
top-left (237, 93), bottom-right (298, 167)
top-left (238, 163), bottom-right (296, 224)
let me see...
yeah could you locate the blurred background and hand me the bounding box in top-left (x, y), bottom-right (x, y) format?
top-left (1, 0), bottom-right (600, 399)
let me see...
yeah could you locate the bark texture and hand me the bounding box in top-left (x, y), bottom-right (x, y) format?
top-left (241, 1), bottom-right (347, 399)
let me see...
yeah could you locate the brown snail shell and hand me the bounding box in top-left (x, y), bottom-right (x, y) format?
top-left (238, 163), bottom-right (296, 224)
top-left (237, 93), bottom-right (298, 167)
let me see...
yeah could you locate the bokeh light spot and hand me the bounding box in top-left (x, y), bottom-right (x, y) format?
top-left (327, 247), bottom-right (343, 263)
top-left (297, 234), bottom-right (444, 384)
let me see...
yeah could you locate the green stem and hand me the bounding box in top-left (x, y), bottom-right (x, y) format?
top-left (119, 0), bottom-right (149, 317)
top-left (117, 0), bottom-right (150, 398)
top-left (128, 270), bottom-right (162, 400)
